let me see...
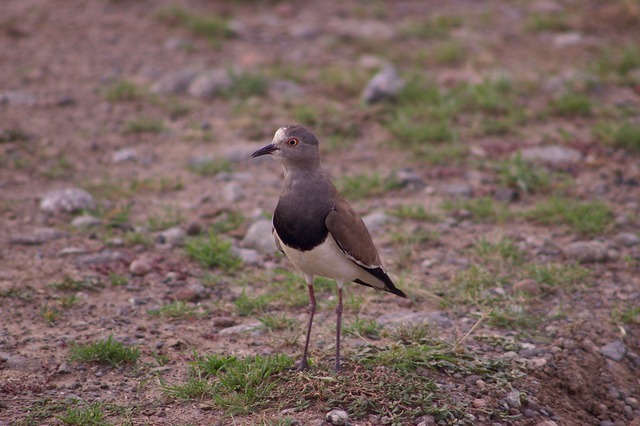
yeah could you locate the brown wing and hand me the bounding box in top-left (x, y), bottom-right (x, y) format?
top-left (325, 197), bottom-right (381, 268)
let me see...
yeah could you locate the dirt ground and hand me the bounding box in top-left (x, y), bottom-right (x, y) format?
top-left (1, 0), bottom-right (639, 425)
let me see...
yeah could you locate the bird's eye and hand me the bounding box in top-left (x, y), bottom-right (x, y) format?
top-left (287, 138), bottom-right (299, 147)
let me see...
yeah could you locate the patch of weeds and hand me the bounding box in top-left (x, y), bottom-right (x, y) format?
top-left (391, 204), bottom-right (440, 222)
top-left (611, 304), bottom-right (640, 325)
top-left (486, 306), bottom-right (542, 330)
top-left (290, 103), bottom-right (360, 150)
top-left (185, 231), bottom-right (241, 272)
top-left (457, 79), bottom-right (515, 115)
top-left (344, 317), bottom-right (382, 339)
top-left (68, 335), bottom-right (140, 367)
top-left (258, 313), bottom-right (295, 331)
top-left (56, 402), bottom-right (111, 426)
top-left (156, 5), bottom-right (232, 47)
top-left (386, 110), bottom-right (456, 145)
top-left (0, 286), bottom-right (34, 301)
top-left (15, 398), bottom-right (68, 425)
top-left (102, 78), bottom-right (145, 102)
top-left (0, 127), bottom-right (29, 143)
top-left (525, 197), bottom-right (613, 235)
top-left (123, 231), bottom-right (152, 247)
top-left (337, 172), bottom-right (402, 200)
top-left (442, 197), bottom-right (511, 223)
top-left (123, 117), bottom-right (165, 134)
top-left (434, 265), bottom-right (505, 306)
top-left (433, 40), bottom-right (466, 66)
top-left (148, 301), bottom-right (204, 320)
top-left (40, 303), bottom-right (61, 325)
top-left (210, 211), bottom-right (245, 234)
top-left (146, 206), bottom-right (184, 231)
top-left (498, 153), bottom-right (551, 194)
top-left (50, 277), bottom-right (103, 292)
top-left (593, 121), bottom-right (640, 152)
top-left (595, 44), bottom-right (640, 79)
top-left (131, 176), bottom-right (184, 193)
top-left (166, 352), bottom-right (295, 414)
top-left (234, 290), bottom-right (271, 316)
top-left (152, 350), bottom-right (171, 367)
top-left (524, 263), bottom-right (590, 289)
top-left (525, 13), bottom-right (570, 32)
top-left (386, 321), bottom-right (433, 344)
top-left (548, 92), bottom-right (593, 117)
top-left (186, 158), bottom-right (232, 176)
top-left (402, 14), bottom-right (463, 40)
top-left (474, 237), bottom-right (524, 265)
top-left (316, 65), bottom-right (370, 99)
top-left (221, 69), bottom-right (269, 99)
top-left (58, 294), bottom-right (79, 309)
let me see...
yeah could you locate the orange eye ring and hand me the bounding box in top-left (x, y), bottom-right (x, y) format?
top-left (287, 138), bottom-right (299, 147)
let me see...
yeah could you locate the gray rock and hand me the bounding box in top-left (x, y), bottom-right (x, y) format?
top-left (563, 241), bottom-right (609, 263)
top-left (393, 168), bottom-right (425, 190)
top-left (156, 227), bottom-right (186, 247)
top-left (269, 79), bottom-right (305, 98)
top-left (187, 69), bottom-right (232, 98)
top-left (130, 259), bottom-right (152, 276)
top-left (152, 69), bottom-right (199, 94)
top-left (614, 232), bottom-right (640, 247)
top-left (0, 91), bottom-right (37, 106)
top-left (76, 250), bottom-right (127, 266)
top-left (218, 322), bottom-right (261, 335)
top-left (376, 311), bottom-right (452, 328)
top-left (328, 18), bottom-right (396, 40)
top-left (513, 279), bottom-right (541, 295)
top-left (234, 248), bottom-right (262, 266)
top-left (241, 219), bottom-right (276, 254)
top-left (223, 181), bottom-right (246, 203)
top-left (10, 228), bottom-right (67, 245)
top-left (439, 182), bottom-right (474, 198)
top-left (535, 421), bottom-right (559, 426)
top-left (553, 32), bottom-right (583, 47)
top-left (494, 187), bottom-right (519, 202)
top-left (325, 409), bottom-right (349, 425)
top-left (519, 145), bottom-right (582, 167)
top-left (362, 211), bottom-right (391, 233)
top-left (505, 389), bottom-right (522, 409)
top-left (174, 282), bottom-right (207, 302)
top-left (600, 340), bottom-right (627, 362)
top-left (40, 188), bottom-right (96, 214)
top-left (58, 247), bottom-right (88, 256)
top-left (71, 215), bottom-right (101, 229)
top-left (112, 148), bottom-right (137, 163)
top-left (362, 65), bottom-right (405, 104)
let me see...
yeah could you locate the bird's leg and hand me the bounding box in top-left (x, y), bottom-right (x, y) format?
top-left (334, 281), bottom-right (344, 371)
top-left (299, 274), bottom-right (316, 371)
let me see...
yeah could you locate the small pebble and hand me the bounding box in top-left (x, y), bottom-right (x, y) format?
top-left (325, 409), bottom-right (349, 425)
top-left (130, 259), bottom-right (152, 276)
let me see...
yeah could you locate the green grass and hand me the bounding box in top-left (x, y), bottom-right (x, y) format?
top-left (221, 70), bottom-right (269, 99)
top-left (109, 273), bottom-right (129, 286)
top-left (344, 317), bottom-right (382, 339)
top-left (595, 44), bottom-right (640, 79)
top-left (525, 197), bottom-right (613, 235)
top-left (548, 92), bottom-right (593, 117)
top-left (593, 121), bottom-right (640, 152)
top-left (234, 290), bottom-right (271, 316)
top-left (123, 117), bottom-right (165, 134)
top-left (40, 303), bottom-right (61, 325)
top-left (337, 172), bottom-right (402, 200)
top-left (210, 212), bottom-right (245, 234)
top-left (148, 301), bottom-right (204, 319)
top-left (185, 231), bottom-right (241, 272)
top-left (611, 305), bottom-right (640, 324)
top-left (50, 277), bottom-right (103, 292)
top-left (165, 353), bottom-right (295, 414)
top-left (525, 13), bottom-right (570, 32)
top-left (258, 313), bottom-right (296, 331)
top-left (498, 153), bottom-right (551, 194)
top-left (68, 335), bottom-right (140, 367)
top-left (146, 206), bottom-right (184, 231)
top-left (156, 5), bottom-right (232, 47)
top-left (474, 237), bottom-right (524, 265)
top-left (524, 263), bottom-right (590, 289)
top-left (59, 294), bottom-right (79, 308)
top-left (186, 158), bottom-right (232, 176)
top-left (56, 402), bottom-right (111, 426)
top-left (402, 14), bottom-right (463, 40)
top-left (442, 197), bottom-right (510, 223)
top-left (102, 78), bottom-right (145, 102)
top-left (390, 204), bottom-right (440, 222)
top-left (433, 41), bottom-right (466, 66)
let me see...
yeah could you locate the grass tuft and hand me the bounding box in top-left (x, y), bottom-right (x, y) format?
top-left (525, 197), bottom-right (613, 235)
top-left (185, 231), bottom-right (241, 272)
top-left (593, 121), bottom-right (640, 152)
top-left (498, 153), bottom-right (551, 194)
top-left (56, 402), bottom-right (110, 426)
top-left (123, 117), bottom-right (165, 134)
top-left (69, 335), bottom-right (140, 367)
top-left (337, 172), bottom-right (402, 200)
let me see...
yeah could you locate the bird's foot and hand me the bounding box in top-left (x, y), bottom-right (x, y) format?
top-left (296, 359), bottom-right (309, 372)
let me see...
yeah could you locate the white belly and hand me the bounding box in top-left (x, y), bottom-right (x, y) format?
top-left (277, 233), bottom-right (363, 283)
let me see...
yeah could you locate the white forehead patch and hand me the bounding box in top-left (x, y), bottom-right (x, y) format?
top-left (274, 127), bottom-right (287, 141)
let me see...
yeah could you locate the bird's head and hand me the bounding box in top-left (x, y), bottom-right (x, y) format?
top-left (251, 125), bottom-right (320, 169)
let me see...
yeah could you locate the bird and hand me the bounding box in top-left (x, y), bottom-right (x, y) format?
top-left (251, 125), bottom-right (406, 371)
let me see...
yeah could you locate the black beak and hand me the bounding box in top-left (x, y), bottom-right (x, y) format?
top-left (251, 144), bottom-right (278, 158)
